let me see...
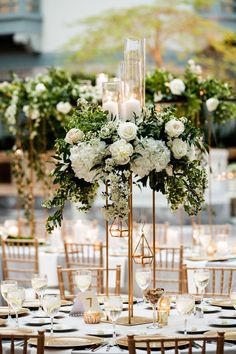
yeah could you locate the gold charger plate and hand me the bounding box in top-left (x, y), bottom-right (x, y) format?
top-left (0, 319), bottom-right (6, 327)
top-left (0, 327), bottom-right (34, 335)
top-left (0, 307), bottom-right (29, 317)
top-left (210, 300), bottom-right (234, 309)
top-left (117, 336), bottom-right (188, 349)
top-left (29, 335), bottom-right (103, 348)
top-left (205, 330), bottom-right (236, 341)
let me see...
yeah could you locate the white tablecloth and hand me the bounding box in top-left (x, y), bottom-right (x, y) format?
top-left (1, 302), bottom-right (236, 353)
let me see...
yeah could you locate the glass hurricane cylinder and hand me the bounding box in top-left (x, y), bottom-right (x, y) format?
top-left (102, 81), bottom-right (122, 119)
top-left (124, 38), bottom-right (146, 106)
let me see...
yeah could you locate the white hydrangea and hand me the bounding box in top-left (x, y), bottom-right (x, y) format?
top-left (70, 139), bottom-right (106, 182)
top-left (5, 104), bottom-right (17, 125)
top-left (154, 91), bottom-right (163, 102)
top-left (171, 138), bottom-right (188, 159)
top-left (65, 128), bottom-right (84, 144)
top-left (131, 138), bottom-right (170, 177)
top-left (206, 97), bottom-right (219, 112)
top-left (109, 139), bottom-right (133, 165)
top-left (165, 119), bottom-right (185, 138)
top-left (169, 79), bottom-right (185, 95)
top-left (35, 83), bottom-right (46, 94)
top-left (23, 105), bottom-right (40, 120)
top-left (56, 101), bottom-right (72, 114)
top-left (117, 122), bottom-right (138, 142)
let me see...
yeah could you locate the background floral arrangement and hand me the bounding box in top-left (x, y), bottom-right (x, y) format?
top-left (44, 99), bottom-right (208, 233)
top-left (146, 60), bottom-right (236, 127)
top-left (0, 67), bottom-right (101, 222)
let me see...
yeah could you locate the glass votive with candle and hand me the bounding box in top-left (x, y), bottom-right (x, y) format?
top-left (123, 60), bottom-right (142, 122)
top-left (102, 81), bottom-right (122, 119)
top-left (96, 73), bottom-right (108, 94)
top-left (157, 295), bottom-right (170, 327)
top-left (207, 242), bottom-right (216, 257)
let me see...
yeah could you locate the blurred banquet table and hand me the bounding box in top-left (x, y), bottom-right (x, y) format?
top-left (0, 301), bottom-right (236, 353)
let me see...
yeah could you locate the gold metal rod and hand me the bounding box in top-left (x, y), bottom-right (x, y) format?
top-left (29, 117), bottom-right (35, 237)
top-left (130, 174), bottom-right (133, 318)
top-left (128, 174), bottom-right (133, 324)
top-left (179, 207), bottom-right (183, 245)
top-left (152, 190), bottom-right (156, 287)
top-left (207, 114), bottom-right (213, 241)
top-left (105, 181), bottom-right (109, 296)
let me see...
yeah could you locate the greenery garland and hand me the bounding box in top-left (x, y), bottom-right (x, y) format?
top-left (146, 60), bottom-right (236, 127)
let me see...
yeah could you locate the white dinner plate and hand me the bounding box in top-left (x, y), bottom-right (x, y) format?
top-left (26, 318), bottom-right (57, 326)
top-left (219, 312), bottom-right (236, 319)
top-left (178, 326), bottom-right (209, 334)
top-left (202, 305), bottom-right (221, 313)
top-left (43, 324), bottom-right (77, 332)
top-left (209, 319), bottom-right (236, 328)
top-left (85, 328), bottom-right (117, 337)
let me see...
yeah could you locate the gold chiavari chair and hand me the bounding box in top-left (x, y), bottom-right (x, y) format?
top-left (57, 265), bottom-right (121, 300)
top-left (154, 246), bottom-right (184, 293)
top-left (192, 223), bottom-right (230, 244)
top-left (184, 266), bottom-right (236, 297)
top-left (64, 241), bottom-right (104, 268)
top-left (1, 238), bottom-right (39, 285)
top-left (0, 330), bottom-right (45, 354)
top-left (127, 332), bottom-right (225, 354)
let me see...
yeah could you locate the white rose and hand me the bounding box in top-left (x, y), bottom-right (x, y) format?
top-left (165, 119), bottom-right (185, 138)
top-left (110, 139), bottom-right (133, 165)
top-left (169, 79), bottom-right (185, 95)
top-left (35, 83), bottom-right (46, 94)
top-left (118, 122), bottom-right (138, 142)
top-left (65, 128), bottom-right (84, 144)
top-left (171, 138), bottom-right (188, 159)
top-left (30, 109), bottom-right (40, 120)
top-left (56, 101), bottom-right (72, 114)
top-left (206, 97), bottom-right (219, 112)
top-left (166, 164), bottom-right (173, 176)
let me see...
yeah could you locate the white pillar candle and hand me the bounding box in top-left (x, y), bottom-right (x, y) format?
top-left (102, 100), bottom-right (119, 119)
top-left (125, 97), bottom-right (141, 121)
top-left (96, 73), bottom-right (108, 94)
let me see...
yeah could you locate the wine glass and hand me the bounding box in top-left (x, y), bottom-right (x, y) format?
top-left (144, 288), bottom-right (164, 329)
top-left (176, 294), bottom-right (195, 335)
top-left (31, 274), bottom-right (48, 313)
top-left (104, 296), bottom-right (123, 346)
top-left (75, 270), bottom-right (92, 292)
top-left (7, 287), bottom-right (25, 327)
top-left (135, 268), bottom-right (151, 303)
top-left (193, 269), bottom-right (210, 314)
top-left (198, 233), bottom-right (211, 257)
top-left (230, 290), bottom-right (236, 313)
top-left (0, 280), bottom-right (17, 322)
top-left (42, 294), bottom-right (61, 335)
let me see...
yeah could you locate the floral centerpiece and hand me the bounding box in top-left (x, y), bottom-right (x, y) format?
top-left (44, 99), bottom-right (207, 232)
top-left (146, 60), bottom-right (236, 127)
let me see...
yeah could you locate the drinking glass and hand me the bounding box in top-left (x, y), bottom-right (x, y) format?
top-left (144, 288), bottom-right (164, 329)
top-left (0, 280), bottom-right (17, 322)
top-left (135, 268), bottom-right (151, 302)
top-left (104, 296), bottom-right (123, 346)
top-left (176, 294), bottom-right (195, 335)
top-left (75, 270), bottom-right (92, 292)
top-left (230, 290), bottom-right (236, 312)
top-left (31, 274), bottom-right (48, 313)
top-left (42, 294), bottom-right (61, 335)
top-left (193, 269), bottom-right (210, 312)
top-left (7, 287), bottom-right (25, 327)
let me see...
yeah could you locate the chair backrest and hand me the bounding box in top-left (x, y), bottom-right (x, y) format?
top-left (64, 241), bottom-right (104, 268)
top-left (155, 246), bottom-right (184, 293)
top-left (184, 266), bottom-right (236, 297)
top-left (1, 238), bottom-right (39, 285)
top-left (57, 265), bottom-right (121, 300)
top-left (192, 223), bottom-right (230, 244)
top-left (127, 332), bottom-right (224, 354)
top-left (0, 330), bottom-right (45, 354)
